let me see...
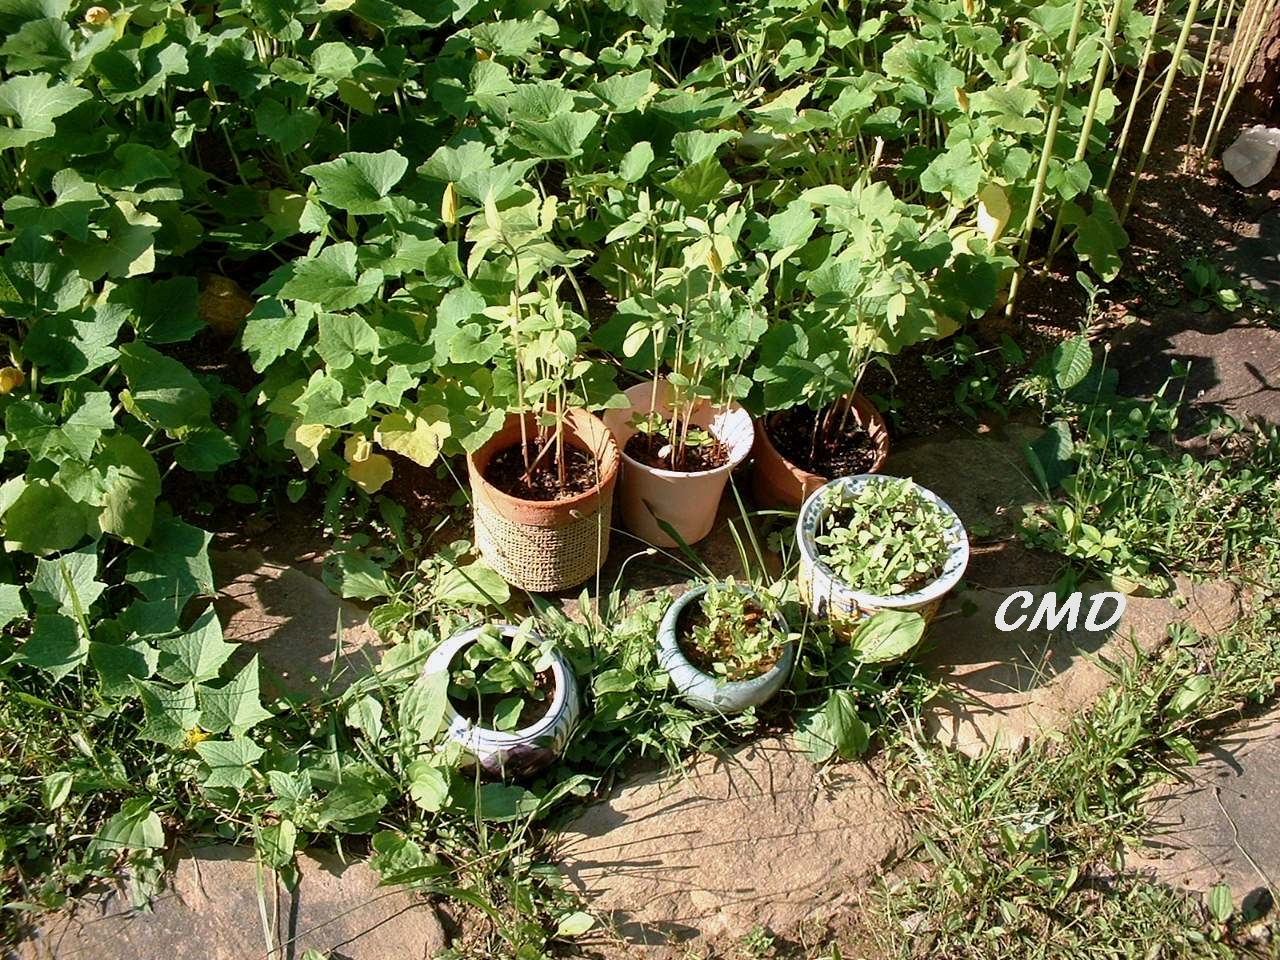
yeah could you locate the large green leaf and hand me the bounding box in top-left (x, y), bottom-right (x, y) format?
top-left (199, 656), bottom-right (272, 735)
top-left (1052, 337), bottom-right (1093, 391)
top-left (0, 584), bottom-right (25, 631)
top-left (277, 242), bottom-right (383, 311)
top-left (28, 545), bottom-right (105, 616)
top-left (241, 300), bottom-right (313, 372)
top-left (0, 73), bottom-right (91, 148)
top-left (157, 608), bottom-right (236, 683)
top-left (303, 150), bottom-right (408, 215)
top-left (1, 480), bottom-right (90, 556)
top-left (118, 342), bottom-right (212, 431)
top-left (94, 798), bottom-right (164, 852)
top-left (124, 517), bottom-right (214, 603)
top-left (195, 737), bottom-right (265, 790)
top-left (14, 612), bottom-right (88, 680)
top-left (89, 639), bottom-right (160, 697)
top-left (134, 678), bottom-right (200, 747)
top-left (97, 434), bottom-right (161, 545)
top-left (317, 312), bottom-right (379, 370)
top-left (848, 610), bottom-right (926, 663)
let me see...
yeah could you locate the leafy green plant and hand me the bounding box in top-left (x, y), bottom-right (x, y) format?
top-left (447, 625), bottom-right (555, 732)
top-left (815, 479), bottom-right (954, 596)
top-left (679, 579), bottom-right (789, 682)
top-left (1183, 257), bottom-right (1243, 314)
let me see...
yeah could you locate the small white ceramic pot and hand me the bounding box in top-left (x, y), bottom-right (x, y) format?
top-left (656, 583), bottom-right (795, 713)
top-left (796, 474), bottom-right (968, 640)
top-left (422, 624), bottom-right (580, 778)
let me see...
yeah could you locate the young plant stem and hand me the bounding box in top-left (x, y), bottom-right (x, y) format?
top-left (1104, 0), bottom-right (1169, 193)
top-left (1005, 0), bottom-right (1090, 319)
top-left (1121, 0), bottom-right (1204, 222)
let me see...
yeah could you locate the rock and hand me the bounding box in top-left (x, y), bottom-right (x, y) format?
top-left (1222, 125), bottom-right (1280, 188)
top-left (1125, 703), bottom-right (1280, 900)
top-left (199, 275), bottom-right (255, 338)
top-left (919, 576), bottom-right (1240, 756)
top-left (16, 846), bottom-right (447, 960)
top-left (211, 548), bottom-right (386, 697)
top-left (557, 738), bottom-right (907, 953)
top-left (1108, 308), bottom-right (1280, 427)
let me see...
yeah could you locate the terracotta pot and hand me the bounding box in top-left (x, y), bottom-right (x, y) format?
top-left (467, 409), bottom-right (618, 592)
top-left (751, 394), bottom-right (890, 510)
top-left (796, 474), bottom-right (969, 642)
top-left (603, 381), bottom-right (754, 548)
top-left (423, 623), bottom-right (580, 779)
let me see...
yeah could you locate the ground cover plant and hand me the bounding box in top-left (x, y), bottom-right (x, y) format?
top-left (1, 0), bottom-right (1278, 954)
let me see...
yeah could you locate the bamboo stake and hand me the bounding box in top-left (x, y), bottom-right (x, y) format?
top-left (1104, 0), bottom-right (1169, 192)
top-left (1046, 0), bottom-right (1128, 265)
top-left (1205, 0), bottom-right (1280, 159)
top-left (1201, 0), bottom-right (1264, 155)
top-left (1185, 0), bottom-right (1235, 171)
top-left (1004, 0), bottom-right (1092, 319)
top-left (1121, 0), bottom-right (1203, 222)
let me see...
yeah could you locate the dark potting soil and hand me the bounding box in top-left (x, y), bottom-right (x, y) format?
top-left (484, 441), bottom-right (600, 501)
top-left (675, 599), bottom-right (780, 681)
top-left (767, 404), bottom-right (879, 476)
top-left (450, 668), bottom-right (555, 729)
top-left (624, 429), bottom-right (729, 472)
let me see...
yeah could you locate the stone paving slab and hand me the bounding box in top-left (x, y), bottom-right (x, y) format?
top-left (918, 576), bottom-right (1241, 756)
top-left (557, 738), bottom-right (906, 955)
top-left (1126, 703), bottom-right (1280, 901)
top-left (15, 846), bottom-right (447, 960)
top-left (211, 548), bottom-right (385, 697)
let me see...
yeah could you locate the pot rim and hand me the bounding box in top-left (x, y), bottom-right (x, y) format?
top-left (657, 582), bottom-right (795, 690)
top-left (468, 409), bottom-right (620, 516)
top-left (758, 395), bottom-right (890, 480)
top-left (797, 474), bottom-right (969, 608)
top-left (611, 382), bottom-right (755, 480)
top-left (424, 623), bottom-right (575, 744)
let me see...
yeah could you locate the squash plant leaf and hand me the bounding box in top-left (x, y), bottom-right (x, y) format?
top-left (303, 150), bottom-right (408, 215)
top-left (199, 655), bottom-right (273, 735)
top-left (157, 608), bottom-right (236, 684)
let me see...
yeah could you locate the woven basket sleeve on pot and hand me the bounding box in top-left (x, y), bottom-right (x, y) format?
top-left (472, 485), bottom-right (614, 593)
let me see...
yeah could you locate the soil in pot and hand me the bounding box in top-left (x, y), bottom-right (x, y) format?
top-left (450, 667), bottom-right (555, 730)
top-left (676, 598), bottom-right (782, 682)
top-left (767, 404), bottom-right (879, 477)
top-left (483, 440), bottom-right (600, 501)
top-left (624, 428), bottom-right (729, 472)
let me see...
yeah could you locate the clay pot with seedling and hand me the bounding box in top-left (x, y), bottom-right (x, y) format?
top-left (751, 180), bottom-right (978, 508)
top-left (466, 192), bottom-right (624, 592)
top-left (797, 475), bottom-right (968, 643)
top-left (657, 579), bottom-right (795, 713)
top-left (603, 259), bottom-right (761, 547)
top-left (423, 622), bottom-right (580, 779)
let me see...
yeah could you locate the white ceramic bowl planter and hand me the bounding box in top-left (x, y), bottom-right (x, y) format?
top-left (422, 624), bottom-right (580, 779)
top-left (603, 380), bottom-right (755, 548)
top-left (657, 583), bottom-right (795, 713)
top-left (797, 474), bottom-right (969, 639)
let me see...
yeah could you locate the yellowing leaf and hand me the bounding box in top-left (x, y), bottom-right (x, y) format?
top-left (976, 183), bottom-right (1011, 242)
top-left (285, 421), bottom-right (331, 471)
top-left (374, 406), bottom-right (450, 467)
top-left (345, 435), bottom-right (393, 493)
top-left (0, 366), bottom-right (24, 395)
